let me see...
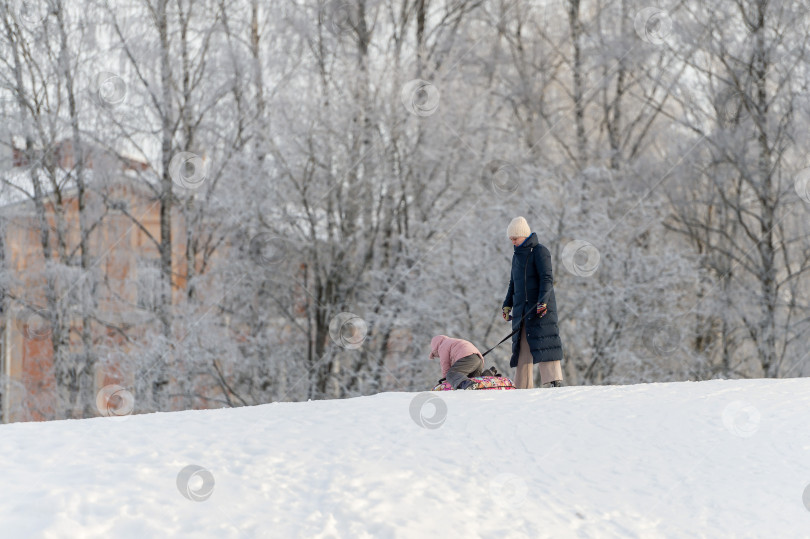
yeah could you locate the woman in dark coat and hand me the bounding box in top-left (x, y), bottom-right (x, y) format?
top-left (502, 217), bottom-right (564, 389)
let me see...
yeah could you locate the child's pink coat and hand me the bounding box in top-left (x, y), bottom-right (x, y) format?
top-left (429, 335), bottom-right (484, 377)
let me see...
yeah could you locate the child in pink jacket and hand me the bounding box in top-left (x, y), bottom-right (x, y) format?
top-left (429, 335), bottom-right (485, 390)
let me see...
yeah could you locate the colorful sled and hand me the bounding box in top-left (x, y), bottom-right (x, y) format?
top-left (432, 375), bottom-right (516, 391)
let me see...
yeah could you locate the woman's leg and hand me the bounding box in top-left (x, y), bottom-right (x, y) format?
top-left (514, 326), bottom-right (534, 389)
top-left (538, 360), bottom-right (563, 386)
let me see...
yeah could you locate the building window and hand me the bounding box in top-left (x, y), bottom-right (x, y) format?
top-left (136, 258), bottom-right (162, 311)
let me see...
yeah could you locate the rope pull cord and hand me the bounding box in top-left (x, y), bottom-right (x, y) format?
top-left (483, 245), bottom-right (534, 357)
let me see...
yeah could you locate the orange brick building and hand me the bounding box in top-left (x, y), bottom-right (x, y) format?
top-left (0, 140), bottom-right (202, 422)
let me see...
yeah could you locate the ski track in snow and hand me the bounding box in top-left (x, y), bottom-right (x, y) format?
top-left (1, 378), bottom-right (810, 538)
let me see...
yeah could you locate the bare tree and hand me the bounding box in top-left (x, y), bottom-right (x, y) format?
top-left (667, 0), bottom-right (810, 377)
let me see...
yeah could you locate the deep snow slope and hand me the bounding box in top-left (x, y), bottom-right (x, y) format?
top-left (1, 378), bottom-right (810, 538)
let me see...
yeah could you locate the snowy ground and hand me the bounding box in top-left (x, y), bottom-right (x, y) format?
top-left (1, 378), bottom-right (810, 538)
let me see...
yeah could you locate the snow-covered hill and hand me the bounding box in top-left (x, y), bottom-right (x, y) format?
top-left (1, 379), bottom-right (810, 538)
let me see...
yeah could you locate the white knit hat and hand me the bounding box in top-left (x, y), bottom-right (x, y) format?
top-left (507, 216), bottom-right (531, 238)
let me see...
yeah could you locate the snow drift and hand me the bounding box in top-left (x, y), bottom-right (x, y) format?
top-left (1, 378), bottom-right (809, 538)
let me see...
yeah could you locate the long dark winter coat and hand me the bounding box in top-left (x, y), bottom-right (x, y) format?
top-left (502, 233), bottom-right (563, 367)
